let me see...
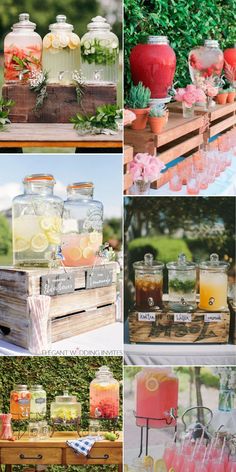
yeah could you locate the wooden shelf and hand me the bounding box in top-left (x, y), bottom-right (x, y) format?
top-left (123, 145), bottom-right (133, 194)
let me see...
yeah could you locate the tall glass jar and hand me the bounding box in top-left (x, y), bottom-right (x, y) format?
top-left (12, 174), bottom-right (63, 268)
top-left (81, 16), bottom-right (119, 83)
top-left (10, 385), bottom-right (31, 420)
top-left (50, 390), bottom-right (81, 424)
top-left (30, 385), bottom-right (47, 420)
top-left (4, 13), bottom-right (42, 84)
top-left (62, 182), bottom-right (103, 267)
top-left (198, 253), bottom-right (229, 311)
top-left (90, 366), bottom-right (119, 419)
top-left (42, 15), bottom-right (80, 84)
top-left (135, 368), bottom-right (178, 428)
top-left (189, 39), bottom-right (224, 83)
top-left (167, 253), bottom-right (196, 312)
top-left (133, 253), bottom-right (164, 310)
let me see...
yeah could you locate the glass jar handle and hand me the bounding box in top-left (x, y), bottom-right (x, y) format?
top-left (144, 253), bottom-right (153, 266)
top-left (178, 253), bottom-right (186, 266)
top-left (210, 253), bottom-right (219, 265)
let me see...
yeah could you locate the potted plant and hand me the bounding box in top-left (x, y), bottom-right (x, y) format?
top-left (148, 104), bottom-right (168, 134)
top-left (129, 152), bottom-right (165, 195)
top-left (175, 84), bottom-right (206, 118)
top-left (216, 89), bottom-right (228, 105)
top-left (226, 86), bottom-right (236, 103)
top-left (126, 82), bottom-right (151, 130)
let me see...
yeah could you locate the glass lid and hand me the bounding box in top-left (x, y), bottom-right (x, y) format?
top-left (204, 39), bottom-right (220, 48)
top-left (166, 253), bottom-right (196, 270)
top-left (23, 174), bottom-right (55, 184)
top-left (55, 390), bottom-right (77, 403)
top-left (14, 384), bottom-right (28, 390)
top-left (49, 15), bottom-right (74, 31)
top-left (133, 253), bottom-right (164, 271)
top-left (199, 253), bottom-right (229, 271)
top-left (148, 36), bottom-right (169, 44)
top-left (13, 13), bottom-right (36, 29)
top-left (67, 182), bottom-right (94, 190)
top-left (87, 16), bottom-right (111, 31)
top-left (95, 366), bottom-right (112, 377)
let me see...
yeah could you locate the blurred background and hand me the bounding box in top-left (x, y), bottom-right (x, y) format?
top-left (0, 153), bottom-right (122, 266)
top-left (124, 196), bottom-right (236, 317)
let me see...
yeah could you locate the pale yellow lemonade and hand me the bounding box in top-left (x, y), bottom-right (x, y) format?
top-left (199, 272), bottom-right (228, 311)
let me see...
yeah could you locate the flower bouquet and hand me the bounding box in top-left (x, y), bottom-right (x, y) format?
top-left (130, 153), bottom-right (165, 195)
top-left (175, 84), bottom-right (206, 118)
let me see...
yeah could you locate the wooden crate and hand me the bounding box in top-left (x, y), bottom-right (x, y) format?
top-left (129, 305), bottom-right (230, 344)
top-left (2, 83), bottom-right (117, 123)
top-left (0, 262), bottom-right (117, 349)
top-left (124, 145), bottom-right (133, 195)
top-left (228, 298), bottom-right (236, 344)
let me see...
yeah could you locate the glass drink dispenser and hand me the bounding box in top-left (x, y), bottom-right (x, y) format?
top-left (90, 366), bottom-right (119, 419)
top-left (133, 253), bottom-right (164, 310)
top-left (30, 385), bottom-right (47, 420)
top-left (189, 39), bottom-right (224, 83)
top-left (10, 385), bottom-right (31, 420)
top-left (199, 253), bottom-right (229, 311)
top-left (167, 253), bottom-right (197, 311)
top-left (50, 391), bottom-right (81, 424)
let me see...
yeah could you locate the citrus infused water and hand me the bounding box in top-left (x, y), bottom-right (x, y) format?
top-left (62, 231), bottom-right (102, 266)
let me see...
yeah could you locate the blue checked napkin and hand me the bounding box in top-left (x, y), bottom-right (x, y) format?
top-left (67, 436), bottom-right (104, 457)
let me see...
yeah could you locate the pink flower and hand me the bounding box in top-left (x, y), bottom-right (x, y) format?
top-left (175, 88), bottom-right (186, 102)
top-left (206, 84), bottom-right (218, 97)
top-left (124, 109), bottom-right (136, 126)
top-left (175, 84), bottom-right (206, 106)
top-left (130, 153), bottom-right (165, 183)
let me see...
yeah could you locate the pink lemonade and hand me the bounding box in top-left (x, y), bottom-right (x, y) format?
top-left (163, 444), bottom-right (176, 469)
top-left (135, 368), bottom-right (178, 428)
top-left (62, 231), bottom-right (103, 267)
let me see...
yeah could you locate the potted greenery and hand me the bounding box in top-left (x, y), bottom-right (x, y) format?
top-left (148, 104), bottom-right (168, 133)
top-left (126, 82), bottom-right (151, 130)
top-left (226, 86), bottom-right (236, 103)
top-left (216, 89), bottom-right (228, 105)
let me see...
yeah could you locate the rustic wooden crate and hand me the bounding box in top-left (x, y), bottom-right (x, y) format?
top-left (228, 298), bottom-right (236, 344)
top-left (0, 262), bottom-right (117, 349)
top-left (124, 145), bottom-right (133, 195)
top-left (2, 83), bottom-right (117, 123)
top-left (129, 305), bottom-right (230, 344)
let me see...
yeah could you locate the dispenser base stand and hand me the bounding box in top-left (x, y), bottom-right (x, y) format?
top-left (134, 412), bottom-right (177, 457)
top-left (50, 417), bottom-right (81, 437)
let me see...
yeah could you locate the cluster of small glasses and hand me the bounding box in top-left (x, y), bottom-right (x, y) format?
top-left (168, 128), bottom-right (235, 194)
top-left (28, 420), bottom-right (51, 441)
top-left (163, 438), bottom-right (236, 472)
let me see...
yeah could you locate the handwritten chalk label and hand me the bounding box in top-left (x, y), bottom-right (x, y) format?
top-left (204, 313), bottom-right (222, 322)
top-left (40, 273), bottom-right (75, 296)
top-left (138, 312), bottom-right (156, 322)
top-left (86, 267), bottom-right (113, 289)
top-left (174, 313), bottom-right (192, 323)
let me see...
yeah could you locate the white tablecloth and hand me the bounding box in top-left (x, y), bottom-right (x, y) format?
top-left (150, 157), bottom-right (236, 196)
top-left (0, 322), bottom-right (123, 356)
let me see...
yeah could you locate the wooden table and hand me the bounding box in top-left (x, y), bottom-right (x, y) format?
top-left (0, 431), bottom-right (123, 471)
top-left (0, 124), bottom-right (123, 149)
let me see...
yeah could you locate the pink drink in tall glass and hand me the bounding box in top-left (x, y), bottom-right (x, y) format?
top-left (163, 443), bottom-right (176, 470)
top-left (135, 368), bottom-right (178, 428)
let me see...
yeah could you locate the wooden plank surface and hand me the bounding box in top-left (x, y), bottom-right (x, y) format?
top-left (0, 124), bottom-right (122, 147)
top-left (124, 145), bottom-right (133, 164)
top-left (155, 113), bottom-right (204, 147)
top-left (124, 172), bottom-right (133, 193)
top-left (0, 431), bottom-right (123, 447)
top-left (210, 114), bottom-right (236, 137)
top-left (157, 134), bottom-right (203, 164)
top-left (168, 101), bottom-right (236, 120)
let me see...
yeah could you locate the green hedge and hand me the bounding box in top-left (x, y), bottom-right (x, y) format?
top-left (0, 356), bottom-right (123, 472)
top-left (124, 0), bottom-right (236, 92)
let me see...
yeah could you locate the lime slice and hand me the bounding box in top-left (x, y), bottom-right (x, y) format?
top-left (143, 455), bottom-right (154, 469)
top-left (46, 231), bottom-right (61, 245)
top-left (31, 233), bottom-right (49, 252)
top-left (40, 216), bottom-right (54, 231)
top-left (145, 376), bottom-right (159, 392)
top-left (154, 459), bottom-right (168, 472)
top-left (14, 237), bottom-right (30, 252)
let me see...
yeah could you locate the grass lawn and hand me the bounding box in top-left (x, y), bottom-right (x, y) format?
top-left (0, 251), bottom-right (12, 266)
top-left (128, 235), bottom-right (193, 264)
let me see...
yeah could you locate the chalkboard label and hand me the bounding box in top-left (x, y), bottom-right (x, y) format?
top-left (86, 266), bottom-right (113, 289)
top-left (138, 312), bottom-right (156, 322)
top-left (174, 313), bottom-right (192, 323)
top-left (40, 273), bottom-right (75, 296)
top-left (204, 313), bottom-right (222, 322)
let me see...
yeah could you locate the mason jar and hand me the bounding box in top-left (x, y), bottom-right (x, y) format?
top-left (62, 182), bottom-right (103, 267)
top-left (198, 253), bottom-right (229, 311)
top-left (90, 366), bottom-right (119, 419)
top-left (133, 253), bottom-right (164, 310)
top-left (189, 39), bottom-right (224, 84)
top-left (43, 15), bottom-right (80, 84)
top-left (4, 13), bottom-right (42, 83)
top-left (12, 174), bottom-right (63, 268)
top-left (167, 253), bottom-right (197, 312)
top-left (10, 385), bottom-right (31, 420)
top-left (30, 385), bottom-right (47, 420)
top-left (81, 16), bottom-right (119, 83)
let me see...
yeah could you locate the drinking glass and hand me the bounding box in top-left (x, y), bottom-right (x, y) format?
top-left (169, 174), bottom-right (183, 191)
top-left (28, 421), bottom-right (40, 441)
top-left (187, 176), bottom-right (200, 195)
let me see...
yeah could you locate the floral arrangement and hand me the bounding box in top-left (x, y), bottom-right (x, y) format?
top-left (175, 84), bottom-right (206, 107)
top-left (195, 76), bottom-right (219, 98)
top-left (124, 109), bottom-right (136, 126)
top-left (29, 70), bottom-right (49, 111)
top-left (130, 153), bottom-right (165, 183)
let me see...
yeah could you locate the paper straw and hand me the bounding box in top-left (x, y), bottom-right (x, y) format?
top-left (202, 446), bottom-right (208, 464)
top-left (220, 437), bottom-right (226, 463)
top-left (191, 439), bottom-right (198, 459)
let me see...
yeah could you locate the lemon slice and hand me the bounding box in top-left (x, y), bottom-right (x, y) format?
top-left (143, 455), bottom-right (154, 469)
top-left (14, 237), bottom-right (30, 252)
top-left (40, 216), bottom-right (54, 231)
top-left (52, 217), bottom-right (62, 233)
top-left (68, 247), bottom-right (82, 261)
top-left (154, 459), bottom-right (168, 472)
top-left (46, 231), bottom-right (61, 245)
top-left (31, 233), bottom-right (49, 252)
top-left (89, 231), bottom-right (102, 244)
top-left (79, 235), bottom-right (89, 249)
top-left (83, 247), bottom-right (94, 259)
top-left (43, 34), bottom-right (52, 49)
top-left (70, 33), bottom-right (80, 46)
top-left (145, 376), bottom-right (159, 392)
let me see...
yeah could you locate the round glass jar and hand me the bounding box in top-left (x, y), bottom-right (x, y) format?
top-left (130, 36), bottom-right (176, 99)
top-left (198, 253), bottom-right (229, 311)
top-left (12, 174), bottom-right (63, 268)
top-left (42, 15), bottom-right (80, 84)
top-left (90, 366), bottom-right (119, 419)
top-left (62, 182), bottom-right (103, 267)
top-left (30, 385), bottom-right (46, 420)
top-left (224, 44), bottom-right (236, 86)
top-left (4, 13), bottom-right (42, 84)
top-left (81, 16), bottom-right (119, 83)
top-left (133, 253), bottom-right (164, 310)
top-left (50, 390), bottom-right (81, 424)
top-left (167, 253), bottom-right (196, 312)
top-left (135, 368), bottom-right (178, 428)
top-left (189, 39), bottom-right (224, 83)
top-left (10, 385), bottom-right (31, 420)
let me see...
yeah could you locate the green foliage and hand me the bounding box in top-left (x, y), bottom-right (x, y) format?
top-left (70, 104), bottom-right (121, 133)
top-left (0, 214), bottom-right (11, 254)
top-left (103, 218), bottom-right (122, 245)
top-left (149, 104), bottom-right (167, 117)
top-left (124, 0), bottom-right (236, 93)
top-left (128, 236), bottom-right (192, 265)
top-left (126, 81), bottom-right (151, 108)
top-left (0, 97), bottom-right (14, 129)
top-left (29, 71), bottom-right (49, 111)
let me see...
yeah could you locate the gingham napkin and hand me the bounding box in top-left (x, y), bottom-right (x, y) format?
top-left (67, 436), bottom-right (103, 457)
